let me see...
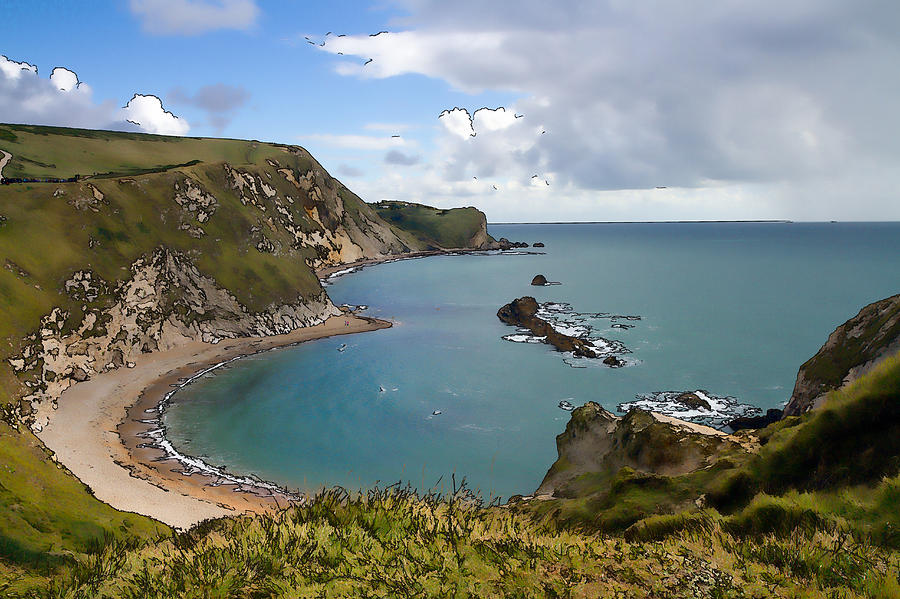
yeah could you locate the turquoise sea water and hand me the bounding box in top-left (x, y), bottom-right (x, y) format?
top-left (164, 223), bottom-right (900, 500)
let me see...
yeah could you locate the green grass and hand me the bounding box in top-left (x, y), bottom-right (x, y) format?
top-left (0, 124), bottom-right (501, 590)
top-left (372, 200), bottom-right (491, 249)
top-left (17, 485), bottom-right (899, 598)
top-left (0, 420), bottom-right (167, 595)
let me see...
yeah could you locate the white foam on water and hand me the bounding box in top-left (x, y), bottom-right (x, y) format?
top-left (139, 354), bottom-right (299, 497)
top-left (617, 389), bottom-right (761, 429)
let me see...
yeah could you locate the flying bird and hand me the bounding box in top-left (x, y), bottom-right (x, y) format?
top-left (364, 59), bottom-right (373, 65)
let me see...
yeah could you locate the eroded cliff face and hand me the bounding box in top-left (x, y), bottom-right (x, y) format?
top-left (536, 402), bottom-right (745, 499)
top-left (783, 293), bottom-right (900, 416)
top-left (1, 132), bottom-right (498, 429)
top-left (11, 248), bottom-right (339, 428)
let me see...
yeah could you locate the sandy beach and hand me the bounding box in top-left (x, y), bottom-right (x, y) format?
top-left (36, 313), bottom-right (392, 530)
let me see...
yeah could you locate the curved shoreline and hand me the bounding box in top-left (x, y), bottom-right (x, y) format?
top-left (36, 313), bottom-right (392, 529)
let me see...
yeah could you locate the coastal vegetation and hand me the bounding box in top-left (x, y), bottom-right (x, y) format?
top-left (1, 125), bottom-right (899, 596)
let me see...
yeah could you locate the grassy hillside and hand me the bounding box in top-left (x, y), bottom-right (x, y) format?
top-left (0, 124), bottom-right (497, 591)
top-left (21, 485), bottom-right (900, 598)
top-left (3, 124), bottom-right (899, 596)
top-left (372, 200), bottom-right (493, 249)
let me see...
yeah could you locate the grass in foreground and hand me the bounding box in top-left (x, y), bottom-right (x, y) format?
top-left (13, 484), bottom-right (896, 598)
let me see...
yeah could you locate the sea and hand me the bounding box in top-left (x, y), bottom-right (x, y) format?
top-left (163, 222), bottom-right (900, 501)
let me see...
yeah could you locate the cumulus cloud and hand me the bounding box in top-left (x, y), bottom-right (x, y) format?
top-left (129, 0), bottom-right (259, 35)
top-left (168, 83), bottom-right (249, 132)
top-left (0, 54), bottom-right (189, 136)
top-left (438, 107), bottom-right (474, 139)
top-left (0, 55), bottom-right (123, 130)
top-left (384, 150), bottom-right (420, 166)
top-left (0, 56), bottom-right (37, 80)
top-left (49, 67), bottom-right (80, 91)
top-left (322, 0), bottom-right (900, 220)
top-left (121, 94), bottom-right (190, 135)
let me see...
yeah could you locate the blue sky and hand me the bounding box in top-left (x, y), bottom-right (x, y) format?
top-left (2, 1), bottom-right (899, 222)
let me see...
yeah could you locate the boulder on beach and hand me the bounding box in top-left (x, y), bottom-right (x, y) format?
top-left (531, 274), bottom-right (548, 286)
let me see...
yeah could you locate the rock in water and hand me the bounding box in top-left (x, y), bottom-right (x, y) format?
top-left (533, 242), bottom-right (545, 247)
top-left (531, 274), bottom-right (548, 286)
top-left (603, 356), bottom-right (625, 368)
top-left (673, 392), bottom-right (711, 411)
top-left (497, 296), bottom-right (598, 358)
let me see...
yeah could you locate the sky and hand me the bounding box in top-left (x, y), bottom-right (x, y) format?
top-left (2, 0), bottom-right (899, 222)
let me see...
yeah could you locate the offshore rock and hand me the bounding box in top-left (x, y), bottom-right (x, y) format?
top-left (531, 274), bottom-right (548, 286)
top-left (673, 392), bottom-right (711, 411)
top-left (497, 296), bottom-right (598, 358)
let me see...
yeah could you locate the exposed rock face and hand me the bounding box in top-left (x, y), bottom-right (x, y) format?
top-left (783, 293), bottom-right (900, 416)
top-left (536, 402), bottom-right (743, 498)
top-left (11, 248), bottom-right (339, 428)
top-left (531, 274), bottom-right (548, 286)
top-left (497, 296), bottom-right (598, 358)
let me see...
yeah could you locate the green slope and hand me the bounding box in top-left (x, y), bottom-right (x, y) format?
top-left (0, 124), bottom-right (494, 590)
top-left (372, 200), bottom-right (494, 249)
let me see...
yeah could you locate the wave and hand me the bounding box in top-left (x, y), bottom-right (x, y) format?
top-left (617, 389), bottom-right (761, 428)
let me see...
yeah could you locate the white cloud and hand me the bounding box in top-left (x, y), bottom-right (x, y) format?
top-left (129, 0), bottom-right (259, 35)
top-left (472, 107), bottom-right (519, 132)
top-left (50, 67), bottom-right (79, 91)
top-left (301, 133), bottom-right (411, 150)
top-left (121, 94), bottom-right (190, 135)
top-left (322, 1), bottom-right (900, 220)
top-left (0, 55), bottom-right (37, 80)
top-left (1, 55), bottom-right (190, 136)
top-left (438, 108), bottom-right (474, 139)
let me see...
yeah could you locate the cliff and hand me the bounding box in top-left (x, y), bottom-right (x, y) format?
top-left (783, 293), bottom-right (900, 416)
top-left (0, 123), bottom-right (496, 578)
top-left (0, 124), bottom-right (496, 424)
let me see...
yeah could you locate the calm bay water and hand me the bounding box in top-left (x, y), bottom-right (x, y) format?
top-left (164, 222), bottom-right (900, 500)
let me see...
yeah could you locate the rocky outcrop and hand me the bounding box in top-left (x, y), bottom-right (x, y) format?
top-left (536, 402), bottom-right (743, 498)
top-left (497, 296), bottom-right (598, 358)
top-left (531, 274), bottom-right (548, 286)
top-left (727, 409), bottom-right (783, 431)
top-left (783, 293), bottom-right (900, 416)
top-left (493, 237), bottom-right (529, 250)
top-left (10, 248), bottom-right (339, 428)
top-left (673, 392), bottom-right (711, 411)
top-left (533, 242), bottom-right (544, 248)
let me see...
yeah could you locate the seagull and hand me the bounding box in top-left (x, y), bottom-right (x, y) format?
top-left (364, 58), bottom-right (373, 65)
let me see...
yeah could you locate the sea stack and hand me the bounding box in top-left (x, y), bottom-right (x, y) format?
top-left (531, 274), bottom-right (548, 286)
